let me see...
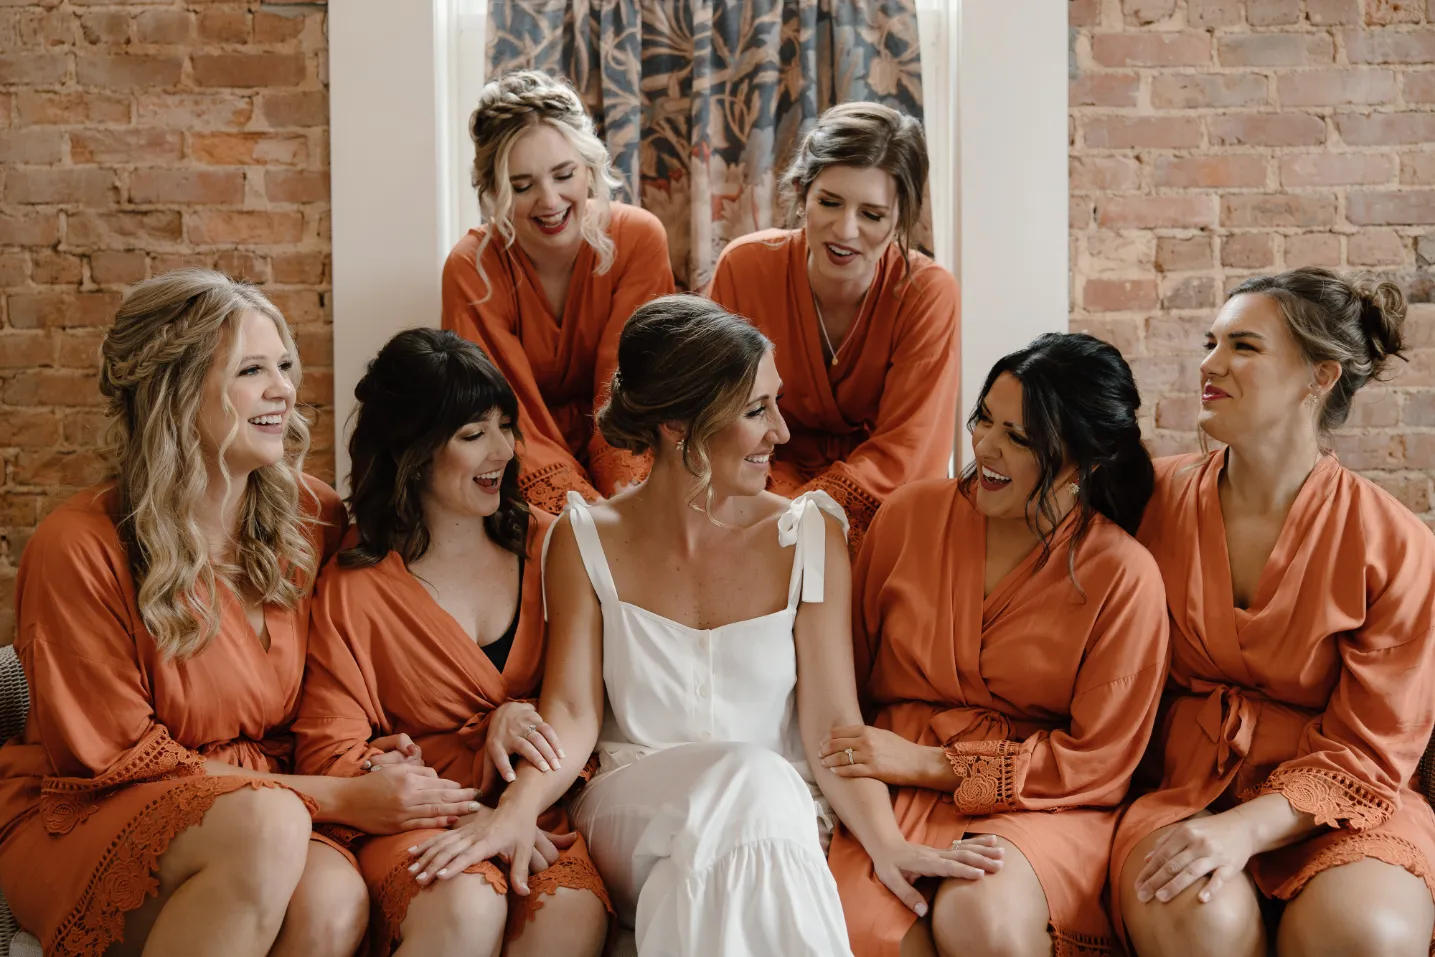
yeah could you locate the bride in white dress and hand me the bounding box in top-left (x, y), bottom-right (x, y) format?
top-left (407, 295), bottom-right (1003, 956)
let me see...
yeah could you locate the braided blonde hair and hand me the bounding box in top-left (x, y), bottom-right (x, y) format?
top-left (468, 70), bottom-right (622, 300)
top-left (99, 268), bottom-right (318, 659)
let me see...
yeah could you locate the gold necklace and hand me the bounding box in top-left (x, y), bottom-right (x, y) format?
top-left (812, 294), bottom-right (840, 367)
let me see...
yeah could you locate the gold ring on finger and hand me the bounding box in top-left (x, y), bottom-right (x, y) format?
top-left (525, 724), bottom-right (538, 737)
top-left (845, 747), bottom-right (855, 766)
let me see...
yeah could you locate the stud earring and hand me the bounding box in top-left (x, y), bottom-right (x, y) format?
top-left (1067, 482), bottom-right (1080, 497)
top-left (675, 438), bottom-right (686, 453)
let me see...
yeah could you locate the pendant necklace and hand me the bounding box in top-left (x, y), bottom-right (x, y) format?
top-left (812, 295), bottom-right (841, 368)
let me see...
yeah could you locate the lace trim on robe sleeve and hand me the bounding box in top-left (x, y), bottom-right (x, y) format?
top-left (41, 724), bottom-right (205, 835)
top-left (943, 739), bottom-right (1024, 815)
top-left (519, 461), bottom-right (599, 515)
top-left (587, 439), bottom-right (651, 497)
top-left (800, 472), bottom-right (880, 557)
top-left (1250, 765), bottom-right (1397, 831)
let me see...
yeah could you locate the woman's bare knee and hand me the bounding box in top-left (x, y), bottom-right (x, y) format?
top-left (930, 838), bottom-right (1050, 957)
top-left (272, 844), bottom-right (369, 957)
top-left (1278, 858), bottom-right (1434, 957)
top-left (395, 871), bottom-right (507, 957)
top-left (508, 886), bottom-right (609, 957)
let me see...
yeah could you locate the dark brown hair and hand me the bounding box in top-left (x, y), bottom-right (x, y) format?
top-left (1227, 267), bottom-right (1406, 436)
top-left (780, 102), bottom-right (929, 279)
top-left (342, 327), bottom-right (528, 567)
top-left (597, 294), bottom-right (770, 510)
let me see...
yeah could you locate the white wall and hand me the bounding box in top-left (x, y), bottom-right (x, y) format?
top-left (956, 0), bottom-right (1070, 466)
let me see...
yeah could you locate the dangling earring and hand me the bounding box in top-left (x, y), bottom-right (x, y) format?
top-left (1067, 482), bottom-right (1080, 497)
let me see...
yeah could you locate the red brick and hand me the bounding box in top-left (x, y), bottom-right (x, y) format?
top-left (12, 448), bottom-right (108, 486)
top-left (1070, 73), bottom-right (1140, 108)
top-left (57, 332), bottom-right (104, 371)
top-left (1402, 71), bottom-right (1435, 102)
top-left (1218, 34), bottom-right (1335, 67)
top-left (1082, 116), bottom-right (1202, 149)
top-left (1127, 355), bottom-right (1206, 394)
top-left (1338, 113), bottom-right (1435, 146)
top-left (1345, 27), bottom-right (1435, 63)
top-left (76, 55), bottom-right (183, 89)
top-left (1280, 153), bottom-right (1397, 186)
top-left (1247, 0), bottom-right (1302, 24)
top-left (1365, 474), bottom-right (1430, 513)
top-left (1155, 395), bottom-right (1200, 431)
top-left (5, 169), bottom-right (117, 206)
top-left (1402, 390), bottom-right (1435, 425)
top-left (1150, 74), bottom-right (1268, 109)
top-left (1307, 0), bottom-right (1361, 23)
top-left (15, 90), bottom-right (130, 125)
top-left (266, 290), bottom-right (324, 325)
top-left (0, 254), bottom-right (27, 288)
top-left (187, 210), bottom-right (304, 245)
top-left (297, 368), bottom-right (331, 406)
top-left (196, 7), bottom-right (249, 43)
top-left (263, 169), bottom-right (328, 204)
top-left (1123, 0), bottom-right (1177, 25)
top-left (1187, 0), bottom-right (1244, 27)
top-left (134, 9), bottom-right (192, 45)
top-left (1084, 231), bottom-right (1156, 271)
top-left (1069, 0), bottom-right (1101, 26)
top-left (0, 54), bottom-right (69, 86)
top-left (3, 371), bottom-right (105, 409)
top-left (1367, 0), bottom-right (1424, 23)
top-left (257, 90), bottom-right (326, 128)
top-left (190, 131), bottom-right (308, 166)
top-left (1156, 236), bottom-right (1213, 272)
top-left (17, 8), bottom-right (74, 47)
top-left (1083, 277), bottom-right (1159, 312)
top-left (1098, 195), bottom-right (1217, 228)
top-left (1348, 229), bottom-right (1407, 265)
top-left (0, 212), bottom-right (60, 247)
top-left (1155, 155), bottom-right (1267, 189)
top-left (1349, 190), bottom-right (1435, 224)
top-left (212, 250), bottom-right (269, 282)
top-left (136, 92), bottom-right (253, 129)
top-left (70, 128), bottom-right (183, 164)
top-left (1331, 433), bottom-right (1405, 469)
top-left (1208, 114), bottom-right (1327, 147)
top-left (1344, 390), bottom-right (1402, 428)
top-left (1162, 276), bottom-right (1219, 310)
top-left (30, 251), bottom-right (81, 285)
top-left (1071, 156), bottom-right (1143, 191)
top-left (1283, 232), bottom-right (1342, 267)
top-left (1277, 69), bottom-right (1396, 106)
top-left (1223, 194), bottom-right (1338, 228)
top-left (1071, 195), bottom-right (1093, 230)
top-left (0, 413), bottom-right (60, 448)
top-left (150, 253), bottom-right (213, 276)
top-left (0, 128), bottom-right (63, 164)
top-left (77, 11), bottom-right (129, 46)
top-left (130, 169), bottom-right (245, 205)
top-left (89, 250), bottom-right (148, 284)
top-left (0, 332), bottom-right (54, 369)
top-left (270, 251), bottom-right (327, 284)
top-left (192, 54), bottom-right (305, 89)
top-left (1402, 152), bottom-right (1435, 184)
top-left (7, 291), bottom-right (119, 330)
top-left (253, 10), bottom-right (310, 42)
top-left (60, 410), bottom-right (107, 446)
top-left (66, 210), bottom-right (182, 247)
top-left (1091, 32), bottom-right (1211, 67)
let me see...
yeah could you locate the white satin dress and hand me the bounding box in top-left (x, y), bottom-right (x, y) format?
top-left (543, 491), bottom-right (854, 957)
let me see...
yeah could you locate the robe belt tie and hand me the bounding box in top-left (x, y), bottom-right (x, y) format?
top-left (1190, 680), bottom-right (1259, 777)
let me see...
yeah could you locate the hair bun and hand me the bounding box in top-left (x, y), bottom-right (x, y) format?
top-left (1354, 276), bottom-right (1407, 364)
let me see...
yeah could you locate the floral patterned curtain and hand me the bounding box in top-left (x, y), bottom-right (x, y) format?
top-left (486, 0), bottom-right (929, 290)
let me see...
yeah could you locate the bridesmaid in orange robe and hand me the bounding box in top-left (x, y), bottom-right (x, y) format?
top-left (295, 328), bottom-right (609, 957)
top-left (442, 71), bottom-right (675, 511)
top-left (0, 271), bottom-right (477, 957)
top-left (822, 333), bottom-right (1168, 957)
top-left (1115, 269), bottom-right (1435, 957)
top-left (708, 102), bottom-right (959, 554)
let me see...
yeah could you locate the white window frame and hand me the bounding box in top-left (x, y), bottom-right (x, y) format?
top-left (328, 0), bottom-right (1068, 487)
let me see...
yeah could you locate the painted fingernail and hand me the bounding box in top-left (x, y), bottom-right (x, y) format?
top-left (504, 772), bottom-right (515, 782)
top-left (915, 902), bottom-right (928, 918)
top-left (558, 749), bottom-right (567, 758)
top-left (1199, 891), bottom-right (1210, 902)
top-left (408, 863), bottom-right (419, 872)
top-left (1137, 890), bottom-right (1150, 902)
top-left (553, 760), bottom-right (562, 769)
top-left (407, 846), bottom-right (418, 854)
top-left (1157, 891), bottom-right (1169, 902)
top-left (468, 801), bottom-right (480, 812)
top-left (539, 762), bottom-right (550, 771)
top-left (416, 872), bottom-right (428, 881)
top-left (437, 869), bottom-right (447, 877)
top-left (362, 760), bottom-right (372, 770)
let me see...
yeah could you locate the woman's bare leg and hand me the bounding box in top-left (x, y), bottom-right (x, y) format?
top-left (391, 871), bottom-right (506, 957)
top-left (506, 886), bottom-right (608, 957)
top-left (269, 842), bottom-right (369, 957)
top-left (929, 836), bottom-right (1051, 957)
top-left (1277, 857), bottom-right (1433, 957)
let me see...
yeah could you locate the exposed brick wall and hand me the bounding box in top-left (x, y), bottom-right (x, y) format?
top-left (0, 1), bottom-right (333, 643)
top-left (1070, 0), bottom-right (1435, 527)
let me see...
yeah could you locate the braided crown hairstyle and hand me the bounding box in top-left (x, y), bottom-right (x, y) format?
top-left (468, 70), bottom-right (622, 298)
top-left (100, 268), bottom-right (318, 659)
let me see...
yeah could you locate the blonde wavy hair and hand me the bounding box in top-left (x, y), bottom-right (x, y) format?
top-left (468, 70), bottom-right (622, 300)
top-left (99, 268), bottom-right (318, 659)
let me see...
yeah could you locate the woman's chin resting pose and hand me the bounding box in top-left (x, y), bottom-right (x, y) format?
top-left (1114, 268), bottom-right (1435, 957)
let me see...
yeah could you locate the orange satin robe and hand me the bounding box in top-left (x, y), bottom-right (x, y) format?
top-left (828, 480), bottom-right (1169, 957)
top-left (1111, 452), bottom-right (1435, 939)
top-left (441, 203), bottom-right (676, 510)
top-left (0, 480), bottom-right (345, 957)
top-left (294, 510), bottom-right (608, 953)
top-left (707, 229), bottom-right (960, 555)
